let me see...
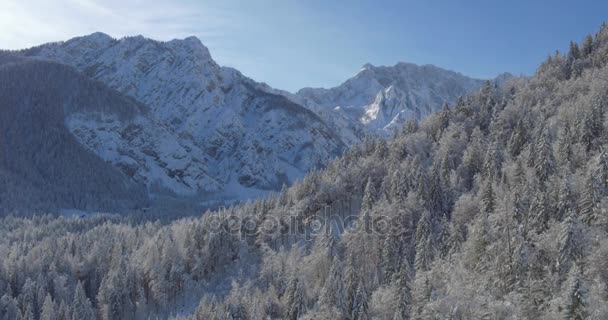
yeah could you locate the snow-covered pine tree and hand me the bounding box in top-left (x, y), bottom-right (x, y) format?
top-left (351, 282), bottom-right (369, 320)
top-left (392, 261), bottom-right (413, 320)
top-left (414, 210), bottom-right (435, 272)
top-left (284, 277), bottom-right (306, 320)
top-left (39, 294), bottom-right (56, 320)
top-left (319, 258), bottom-right (347, 315)
top-left (534, 127), bottom-right (555, 183)
top-left (563, 264), bottom-right (588, 320)
top-left (72, 282), bottom-right (94, 320)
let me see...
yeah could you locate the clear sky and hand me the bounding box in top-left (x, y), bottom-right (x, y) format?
top-left (2, 0), bottom-right (607, 92)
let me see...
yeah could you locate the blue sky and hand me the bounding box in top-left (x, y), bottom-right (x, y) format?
top-left (2, 0), bottom-right (607, 92)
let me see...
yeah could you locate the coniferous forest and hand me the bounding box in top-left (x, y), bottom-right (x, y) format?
top-left (3, 20), bottom-right (608, 320)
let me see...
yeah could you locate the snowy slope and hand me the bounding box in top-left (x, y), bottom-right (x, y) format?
top-left (23, 33), bottom-right (344, 199)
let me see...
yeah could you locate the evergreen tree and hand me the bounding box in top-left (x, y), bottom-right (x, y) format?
top-left (483, 142), bottom-right (501, 182)
top-left (579, 175), bottom-right (599, 225)
top-left (530, 191), bottom-right (550, 233)
top-left (381, 233), bottom-right (400, 284)
top-left (72, 282), bottom-right (94, 320)
top-left (392, 261), bottom-right (413, 320)
top-left (19, 303), bottom-right (34, 320)
top-left (556, 179), bottom-right (573, 220)
top-left (351, 282), bottom-right (369, 320)
top-left (557, 123), bottom-right (573, 168)
top-left (2, 295), bottom-right (20, 320)
top-left (508, 119), bottom-right (528, 157)
top-left (563, 264), bottom-right (588, 320)
top-left (443, 222), bottom-right (465, 258)
top-left (361, 178), bottom-right (377, 214)
top-left (557, 213), bottom-right (582, 274)
top-left (594, 150), bottom-right (608, 194)
top-left (579, 111), bottom-right (596, 152)
top-left (389, 170), bottom-right (409, 203)
top-left (284, 277), bottom-right (306, 320)
top-left (480, 180), bottom-right (495, 216)
top-left (319, 259), bottom-right (347, 314)
top-left (569, 41), bottom-right (581, 60)
top-left (57, 301), bottom-right (71, 320)
top-left (467, 215), bottom-right (491, 272)
top-left (414, 210), bottom-right (435, 272)
top-left (40, 294), bottom-right (56, 320)
top-left (535, 128), bottom-right (555, 183)
top-left (427, 163), bottom-right (445, 214)
top-left (581, 34), bottom-right (594, 57)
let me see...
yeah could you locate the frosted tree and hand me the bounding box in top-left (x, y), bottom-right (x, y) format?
top-left (579, 175), bottom-right (599, 225)
top-left (18, 279), bottom-right (35, 318)
top-left (40, 294), bottom-right (56, 320)
top-left (480, 180), bottom-right (495, 216)
top-left (483, 141), bottom-right (502, 182)
top-left (579, 111), bottom-right (597, 152)
top-left (392, 261), bottom-right (413, 320)
top-left (556, 179), bottom-right (573, 220)
top-left (97, 244), bottom-right (135, 320)
top-left (534, 127), bottom-right (555, 183)
top-left (582, 34), bottom-right (594, 57)
top-left (557, 213), bottom-right (583, 275)
top-left (466, 214), bottom-right (491, 272)
top-left (508, 119), bottom-right (528, 157)
top-left (57, 301), bottom-right (71, 320)
top-left (226, 290), bottom-right (249, 320)
top-left (1, 294), bottom-right (20, 320)
top-left (594, 150), bottom-right (608, 193)
top-left (414, 210), bottom-right (435, 272)
top-left (442, 221), bottom-right (465, 258)
top-left (319, 258), bottom-right (347, 315)
top-left (344, 260), bottom-right (359, 315)
top-left (557, 123), bottom-right (573, 168)
top-left (569, 41), bottom-right (581, 61)
top-left (461, 128), bottom-right (484, 189)
top-left (530, 191), bottom-right (549, 233)
top-left (72, 282), bottom-right (94, 320)
top-left (389, 170), bottom-right (409, 204)
top-left (381, 232), bottom-right (401, 283)
top-left (284, 277), bottom-right (306, 320)
top-left (351, 282), bottom-right (370, 320)
top-left (427, 163), bottom-right (445, 214)
top-left (412, 273), bottom-right (432, 317)
top-left (18, 303), bottom-right (34, 320)
top-left (374, 139), bottom-right (389, 159)
top-left (563, 264), bottom-right (588, 320)
top-left (361, 178), bottom-right (377, 214)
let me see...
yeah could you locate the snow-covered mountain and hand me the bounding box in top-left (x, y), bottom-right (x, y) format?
top-left (21, 33), bottom-right (345, 199)
top-left (13, 32), bottom-right (507, 204)
top-left (289, 62), bottom-right (490, 137)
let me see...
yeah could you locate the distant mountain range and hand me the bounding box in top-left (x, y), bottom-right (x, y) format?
top-left (0, 33), bottom-right (511, 212)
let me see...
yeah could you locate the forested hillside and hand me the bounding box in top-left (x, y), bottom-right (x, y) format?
top-left (0, 55), bottom-right (148, 215)
top-left (2, 24), bottom-right (608, 320)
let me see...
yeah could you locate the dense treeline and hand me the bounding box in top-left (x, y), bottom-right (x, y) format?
top-left (3, 23), bottom-right (608, 320)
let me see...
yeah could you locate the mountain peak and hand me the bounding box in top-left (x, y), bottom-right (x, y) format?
top-left (84, 32), bottom-right (113, 41)
top-left (71, 32), bottom-right (114, 46)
